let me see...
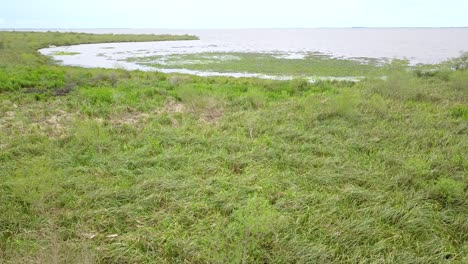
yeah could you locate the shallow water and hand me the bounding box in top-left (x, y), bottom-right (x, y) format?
top-left (39, 28), bottom-right (468, 79)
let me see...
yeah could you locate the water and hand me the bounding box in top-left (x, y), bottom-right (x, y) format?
top-left (39, 28), bottom-right (468, 79)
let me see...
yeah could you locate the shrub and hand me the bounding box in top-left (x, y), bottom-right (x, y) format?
top-left (413, 68), bottom-right (450, 81)
top-left (450, 51), bottom-right (468, 71)
top-left (289, 78), bottom-right (310, 94)
top-left (368, 71), bottom-right (444, 102)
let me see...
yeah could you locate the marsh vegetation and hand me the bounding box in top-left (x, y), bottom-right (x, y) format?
top-left (0, 31), bottom-right (467, 263)
top-left (126, 52), bottom-right (381, 78)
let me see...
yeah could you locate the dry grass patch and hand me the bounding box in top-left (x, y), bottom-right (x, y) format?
top-left (109, 111), bottom-right (150, 127)
top-left (159, 99), bottom-right (186, 114)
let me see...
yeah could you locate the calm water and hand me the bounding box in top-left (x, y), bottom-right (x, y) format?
top-left (39, 28), bottom-right (468, 79)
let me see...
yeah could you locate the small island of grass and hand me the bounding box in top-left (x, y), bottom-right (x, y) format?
top-left (51, 51), bottom-right (81, 56)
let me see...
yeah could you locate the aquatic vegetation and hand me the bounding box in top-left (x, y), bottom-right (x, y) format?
top-left (129, 52), bottom-right (381, 77)
top-left (0, 31), bottom-right (467, 263)
top-left (51, 51), bottom-right (81, 56)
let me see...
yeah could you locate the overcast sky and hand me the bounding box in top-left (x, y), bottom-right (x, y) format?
top-left (1, 0), bottom-right (467, 28)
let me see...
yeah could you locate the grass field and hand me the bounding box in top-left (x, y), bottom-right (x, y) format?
top-left (0, 31), bottom-right (467, 263)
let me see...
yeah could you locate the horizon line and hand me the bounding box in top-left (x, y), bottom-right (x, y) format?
top-left (1, 26), bottom-right (468, 31)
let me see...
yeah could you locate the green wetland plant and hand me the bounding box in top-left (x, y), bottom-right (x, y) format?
top-left (0, 31), bottom-right (467, 263)
top-left (130, 52), bottom-right (381, 77)
top-left (450, 51), bottom-right (468, 71)
top-left (51, 51), bottom-right (81, 56)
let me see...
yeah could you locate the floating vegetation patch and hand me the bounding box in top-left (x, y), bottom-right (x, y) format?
top-left (51, 51), bottom-right (81, 56)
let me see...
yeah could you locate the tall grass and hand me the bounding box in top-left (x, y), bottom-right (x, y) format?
top-left (0, 31), bottom-right (467, 263)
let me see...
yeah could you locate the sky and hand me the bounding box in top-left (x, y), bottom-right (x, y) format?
top-left (1, 0), bottom-right (467, 28)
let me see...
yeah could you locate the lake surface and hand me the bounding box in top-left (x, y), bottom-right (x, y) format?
top-left (39, 28), bottom-right (468, 79)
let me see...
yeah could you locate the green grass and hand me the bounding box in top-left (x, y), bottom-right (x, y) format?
top-left (127, 52), bottom-right (382, 77)
top-left (0, 31), bottom-right (467, 263)
top-left (51, 51), bottom-right (81, 56)
top-left (0, 31), bottom-right (198, 67)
